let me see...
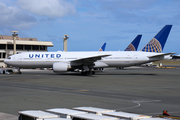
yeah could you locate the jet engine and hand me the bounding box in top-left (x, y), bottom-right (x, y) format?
top-left (53, 62), bottom-right (70, 73)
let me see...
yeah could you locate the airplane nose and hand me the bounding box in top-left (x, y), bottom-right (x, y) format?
top-left (3, 59), bottom-right (7, 63)
top-left (3, 59), bottom-right (8, 64)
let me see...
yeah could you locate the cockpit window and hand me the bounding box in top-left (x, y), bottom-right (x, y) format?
top-left (8, 57), bottom-right (11, 59)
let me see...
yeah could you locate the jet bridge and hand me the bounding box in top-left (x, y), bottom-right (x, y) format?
top-left (73, 106), bottom-right (116, 115)
top-left (46, 108), bottom-right (87, 119)
top-left (70, 113), bottom-right (118, 120)
top-left (18, 110), bottom-right (61, 120)
top-left (102, 111), bottom-right (152, 120)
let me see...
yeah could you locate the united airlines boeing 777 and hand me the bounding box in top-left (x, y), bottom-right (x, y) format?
top-left (99, 35), bottom-right (142, 51)
top-left (4, 25), bottom-right (173, 75)
top-left (98, 43), bottom-right (106, 51)
top-left (124, 35), bottom-right (142, 51)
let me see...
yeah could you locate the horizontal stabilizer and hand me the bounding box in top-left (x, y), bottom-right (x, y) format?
top-left (148, 53), bottom-right (175, 58)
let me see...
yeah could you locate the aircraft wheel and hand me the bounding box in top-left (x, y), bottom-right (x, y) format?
top-left (81, 71), bottom-right (93, 76)
top-left (81, 72), bottom-right (88, 75)
top-left (81, 72), bottom-right (85, 75)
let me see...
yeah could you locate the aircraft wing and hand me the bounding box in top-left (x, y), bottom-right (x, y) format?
top-left (71, 54), bottom-right (111, 64)
top-left (148, 53), bottom-right (176, 58)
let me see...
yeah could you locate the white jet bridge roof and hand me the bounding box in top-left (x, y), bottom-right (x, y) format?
top-left (71, 113), bottom-right (118, 120)
top-left (18, 110), bottom-right (59, 119)
top-left (44, 118), bottom-right (69, 120)
top-left (139, 118), bottom-right (169, 120)
top-left (46, 108), bottom-right (87, 115)
top-left (73, 107), bottom-right (116, 115)
top-left (102, 112), bottom-right (152, 119)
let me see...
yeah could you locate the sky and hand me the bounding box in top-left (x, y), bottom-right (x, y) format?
top-left (0, 0), bottom-right (180, 54)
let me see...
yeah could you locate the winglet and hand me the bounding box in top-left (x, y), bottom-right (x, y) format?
top-left (124, 35), bottom-right (142, 51)
top-left (99, 43), bottom-right (106, 51)
top-left (141, 25), bottom-right (172, 53)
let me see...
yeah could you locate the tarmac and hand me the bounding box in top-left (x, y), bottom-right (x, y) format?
top-left (0, 66), bottom-right (180, 120)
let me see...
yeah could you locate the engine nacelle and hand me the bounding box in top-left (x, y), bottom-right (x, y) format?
top-left (94, 61), bottom-right (108, 68)
top-left (53, 62), bottom-right (70, 73)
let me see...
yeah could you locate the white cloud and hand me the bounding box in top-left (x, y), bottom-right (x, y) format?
top-left (0, 2), bottom-right (37, 31)
top-left (17, 0), bottom-right (76, 17)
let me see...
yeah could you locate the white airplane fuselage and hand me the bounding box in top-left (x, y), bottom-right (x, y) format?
top-left (4, 51), bottom-right (165, 69)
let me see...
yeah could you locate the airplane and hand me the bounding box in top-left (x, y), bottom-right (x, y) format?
top-left (141, 25), bottom-right (172, 53)
top-left (172, 54), bottom-right (180, 59)
top-left (4, 25), bottom-right (174, 75)
top-left (141, 25), bottom-right (173, 61)
top-left (103, 24), bottom-right (171, 69)
top-left (98, 43), bottom-right (106, 51)
top-left (98, 36), bottom-right (141, 70)
top-left (124, 35), bottom-right (142, 51)
top-left (99, 35), bottom-right (142, 52)
top-left (139, 25), bottom-right (173, 67)
top-left (116, 34), bottom-right (142, 69)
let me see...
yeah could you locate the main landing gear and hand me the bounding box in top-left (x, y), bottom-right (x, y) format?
top-left (81, 70), bottom-right (95, 75)
top-left (80, 65), bottom-right (95, 75)
top-left (17, 68), bottom-right (22, 74)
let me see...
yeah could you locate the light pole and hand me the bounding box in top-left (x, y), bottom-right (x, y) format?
top-left (11, 31), bottom-right (18, 54)
top-left (63, 34), bottom-right (69, 51)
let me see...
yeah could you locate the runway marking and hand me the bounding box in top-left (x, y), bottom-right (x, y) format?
top-left (116, 102), bottom-right (141, 110)
top-left (132, 99), bottom-right (161, 103)
top-left (77, 90), bottom-right (90, 92)
top-left (116, 99), bottom-right (161, 111)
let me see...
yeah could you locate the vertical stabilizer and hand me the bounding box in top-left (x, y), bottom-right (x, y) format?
top-left (124, 35), bottom-right (142, 51)
top-left (141, 25), bottom-right (172, 53)
top-left (99, 43), bottom-right (106, 51)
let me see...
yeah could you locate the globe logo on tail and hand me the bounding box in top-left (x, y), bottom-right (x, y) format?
top-left (99, 48), bottom-right (103, 51)
top-left (141, 38), bottom-right (162, 53)
top-left (125, 44), bottom-right (136, 51)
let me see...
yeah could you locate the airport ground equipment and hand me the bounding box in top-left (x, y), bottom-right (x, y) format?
top-left (18, 107), bottom-right (178, 120)
top-left (46, 108), bottom-right (87, 119)
top-left (18, 110), bottom-right (60, 120)
top-left (156, 110), bottom-right (180, 119)
top-left (43, 118), bottom-right (69, 120)
top-left (102, 111), bottom-right (152, 120)
top-left (70, 113), bottom-right (118, 120)
top-left (73, 106), bottom-right (116, 115)
top-left (157, 115), bottom-right (180, 119)
top-left (138, 118), bottom-right (171, 120)
top-left (0, 69), bottom-right (13, 74)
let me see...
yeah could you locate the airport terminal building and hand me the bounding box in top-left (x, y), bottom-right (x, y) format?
top-left (0, 35), bottom-right (53, 67)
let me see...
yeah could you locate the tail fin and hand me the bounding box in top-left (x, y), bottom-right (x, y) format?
top-left (124, 35), bottom-right (142, 51)
top-left (99, 43), bottom-right (106, 51)
top-left (141, 25), bottom-right (172, 53)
